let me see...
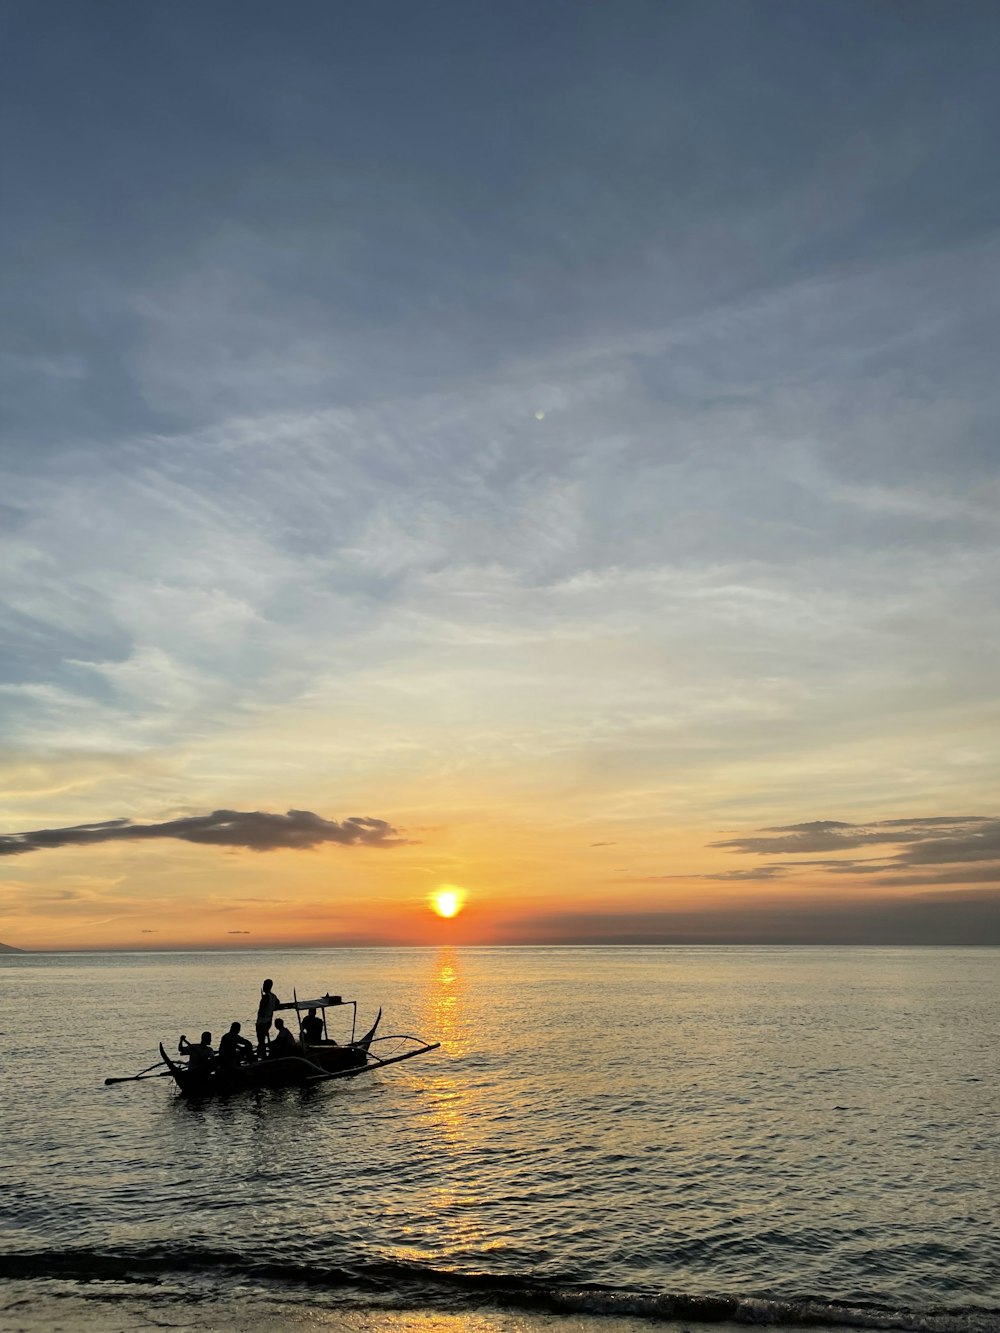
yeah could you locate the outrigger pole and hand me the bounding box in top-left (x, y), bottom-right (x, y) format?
top-left (104, 1060), bottom-right (170, 1086)
top-left (305, 1041), bottom-right (441, 1083)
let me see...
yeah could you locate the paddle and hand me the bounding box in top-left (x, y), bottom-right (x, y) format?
top-left (104, 1059), bottom-right (169, 1086)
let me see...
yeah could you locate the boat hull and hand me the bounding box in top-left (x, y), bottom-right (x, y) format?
top-left (159, 1042), bottom-right (367, 1097)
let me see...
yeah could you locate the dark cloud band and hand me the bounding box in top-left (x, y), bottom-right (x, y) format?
top-left (0, 809), bottom-right (404, 856)
top-left (499, 888), bottom-right (1000, 946)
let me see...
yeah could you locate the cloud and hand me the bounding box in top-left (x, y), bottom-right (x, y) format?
top-left (634, 816), bottom-right (1000, 890)
top-left (626, 865), bottom-right (792, 883)
top-left (0, 808), bottom-right (405, 857)
top-left (892, 821), bottom-right (1000, 865)
top-left (703, 814), bottom-right (1000, 890)
top-left (702, 866), bottom-right (791, 881)
top-left (713, 815), bottom-right (996, 856)
top-left (3, 4), bottom-right (999, 899)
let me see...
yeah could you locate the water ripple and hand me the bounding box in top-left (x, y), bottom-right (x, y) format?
top-left (2, 945), bottom-right (998, 1320)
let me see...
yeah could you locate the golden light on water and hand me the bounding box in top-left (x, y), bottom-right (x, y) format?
top-left (430, 886), bottom-right (466, 919)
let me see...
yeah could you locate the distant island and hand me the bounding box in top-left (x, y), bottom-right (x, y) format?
top-left (0, 942), bottom-right (24, 953)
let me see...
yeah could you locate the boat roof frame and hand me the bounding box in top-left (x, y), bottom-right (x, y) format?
top-left (286, 992), bottom-right (355, 1012)
top-left (289, 990), bottom-right (357, 1043)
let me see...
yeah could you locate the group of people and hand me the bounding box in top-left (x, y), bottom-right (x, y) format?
top-left (177, 978), bottom-right (328, 1073)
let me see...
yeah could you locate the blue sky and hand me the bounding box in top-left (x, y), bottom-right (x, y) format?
top-left (1, 1), bottom-right (999, 947)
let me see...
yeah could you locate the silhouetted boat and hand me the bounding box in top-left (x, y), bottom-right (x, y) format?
top-left (107, 992), bottom-right (439, 1097)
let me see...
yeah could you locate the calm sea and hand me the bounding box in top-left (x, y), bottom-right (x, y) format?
top-left (0, 947), bottom-right (997, 1333)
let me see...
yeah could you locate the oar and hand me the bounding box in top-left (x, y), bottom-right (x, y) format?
top-left (104, 1059), bottom-right (168, 1086)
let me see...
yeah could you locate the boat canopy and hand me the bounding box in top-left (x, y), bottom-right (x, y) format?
top-left (287, 991), bottom-right (363, 1044)
top-left (288, 993), bottom-right (349, 1010)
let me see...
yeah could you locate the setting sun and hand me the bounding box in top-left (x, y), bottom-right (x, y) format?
top-left (431, 887), bottom-right (466, 919)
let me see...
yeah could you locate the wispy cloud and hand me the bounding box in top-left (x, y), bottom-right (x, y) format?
top-left (713, 815), bottom-right (998, 857)
top-left (2, 5), bottom-right (1000, 947)
top-left (703, 815), bottom-right (1000, 887)
top-left (0, 809), bottom-right (405, 857)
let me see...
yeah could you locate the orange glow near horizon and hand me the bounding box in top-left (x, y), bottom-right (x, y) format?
top-left (3, 807), bottom-right (994, 950)
top-left (430, 886), bottom-right (466, 919)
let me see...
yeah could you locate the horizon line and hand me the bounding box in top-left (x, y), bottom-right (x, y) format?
top-left (5, 941), bottom-right (1000, 955)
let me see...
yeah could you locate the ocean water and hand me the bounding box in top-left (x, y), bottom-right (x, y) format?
top-left (0, 946), bottom-right (997, 1332)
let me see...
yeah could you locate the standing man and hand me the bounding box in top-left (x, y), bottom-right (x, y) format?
top-left (255, 978), bottom-right (282, 1056)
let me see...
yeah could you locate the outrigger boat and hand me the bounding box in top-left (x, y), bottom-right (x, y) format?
top-left (106, 991), bottom-right (439, 1098)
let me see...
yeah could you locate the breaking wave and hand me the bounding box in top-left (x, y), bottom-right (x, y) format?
top-left (0, 1245), bottom-right (996, 1332)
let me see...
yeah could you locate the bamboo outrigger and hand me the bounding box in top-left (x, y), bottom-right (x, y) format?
top-left (106, 991), bottom-right (440, 1098)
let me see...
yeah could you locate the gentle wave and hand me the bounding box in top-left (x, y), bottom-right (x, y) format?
top-left (0, 1246), bottom-right (996, 1332)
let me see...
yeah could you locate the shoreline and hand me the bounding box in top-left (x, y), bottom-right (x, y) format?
top-left (2, 1276), bottom-right (994, 1333)
top-left (0, 1277), bottom-right (699, 1333)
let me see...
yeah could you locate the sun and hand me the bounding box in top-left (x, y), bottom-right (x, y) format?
top-left (430, 886), bottom-right (466, 919)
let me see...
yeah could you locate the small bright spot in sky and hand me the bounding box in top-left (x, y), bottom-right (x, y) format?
top-left (534, 410), bottom-right (546, 420)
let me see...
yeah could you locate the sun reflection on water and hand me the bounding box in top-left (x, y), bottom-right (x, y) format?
top-left (421, 947), bottom-right (470, 1060)
top-left (418, 949), bottom-right (474, 1152)
top-left (396, 949), bottom-right (491, 1262)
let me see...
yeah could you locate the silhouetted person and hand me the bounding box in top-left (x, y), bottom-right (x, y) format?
top-left (256, 978), bottom-right (282, 1055)
top-left (301, 1007), bottom-right (324, 1044)
top-left (269, 1017), bottom-right (297, 1057)
top-left (178, 1031), bottom-right (214, 1071)
top-left (217, 1021), bottom-right (254, 1068)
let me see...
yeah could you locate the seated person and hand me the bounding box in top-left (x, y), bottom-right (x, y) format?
top-left (269, 1017), bottom-right (298, 1057)
top-left (301, 1007), bottom-right (325, 1044)
top-left (178, 1032), bottom-right (215, 1071)
top-left (217, 1021), bottom-right (254, 1067)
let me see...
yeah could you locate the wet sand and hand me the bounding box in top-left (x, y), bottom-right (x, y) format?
top-left (0, 1277), bottom-right (864, 1333)
top-left (0, 1279), bottom-right (669, 1333)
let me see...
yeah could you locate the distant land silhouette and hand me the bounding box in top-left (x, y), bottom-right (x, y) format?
top-left (0, 941), bottom-right (24, 952)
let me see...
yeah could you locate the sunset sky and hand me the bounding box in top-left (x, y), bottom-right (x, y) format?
top-left (2, 1), bottom-right (999, 950)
